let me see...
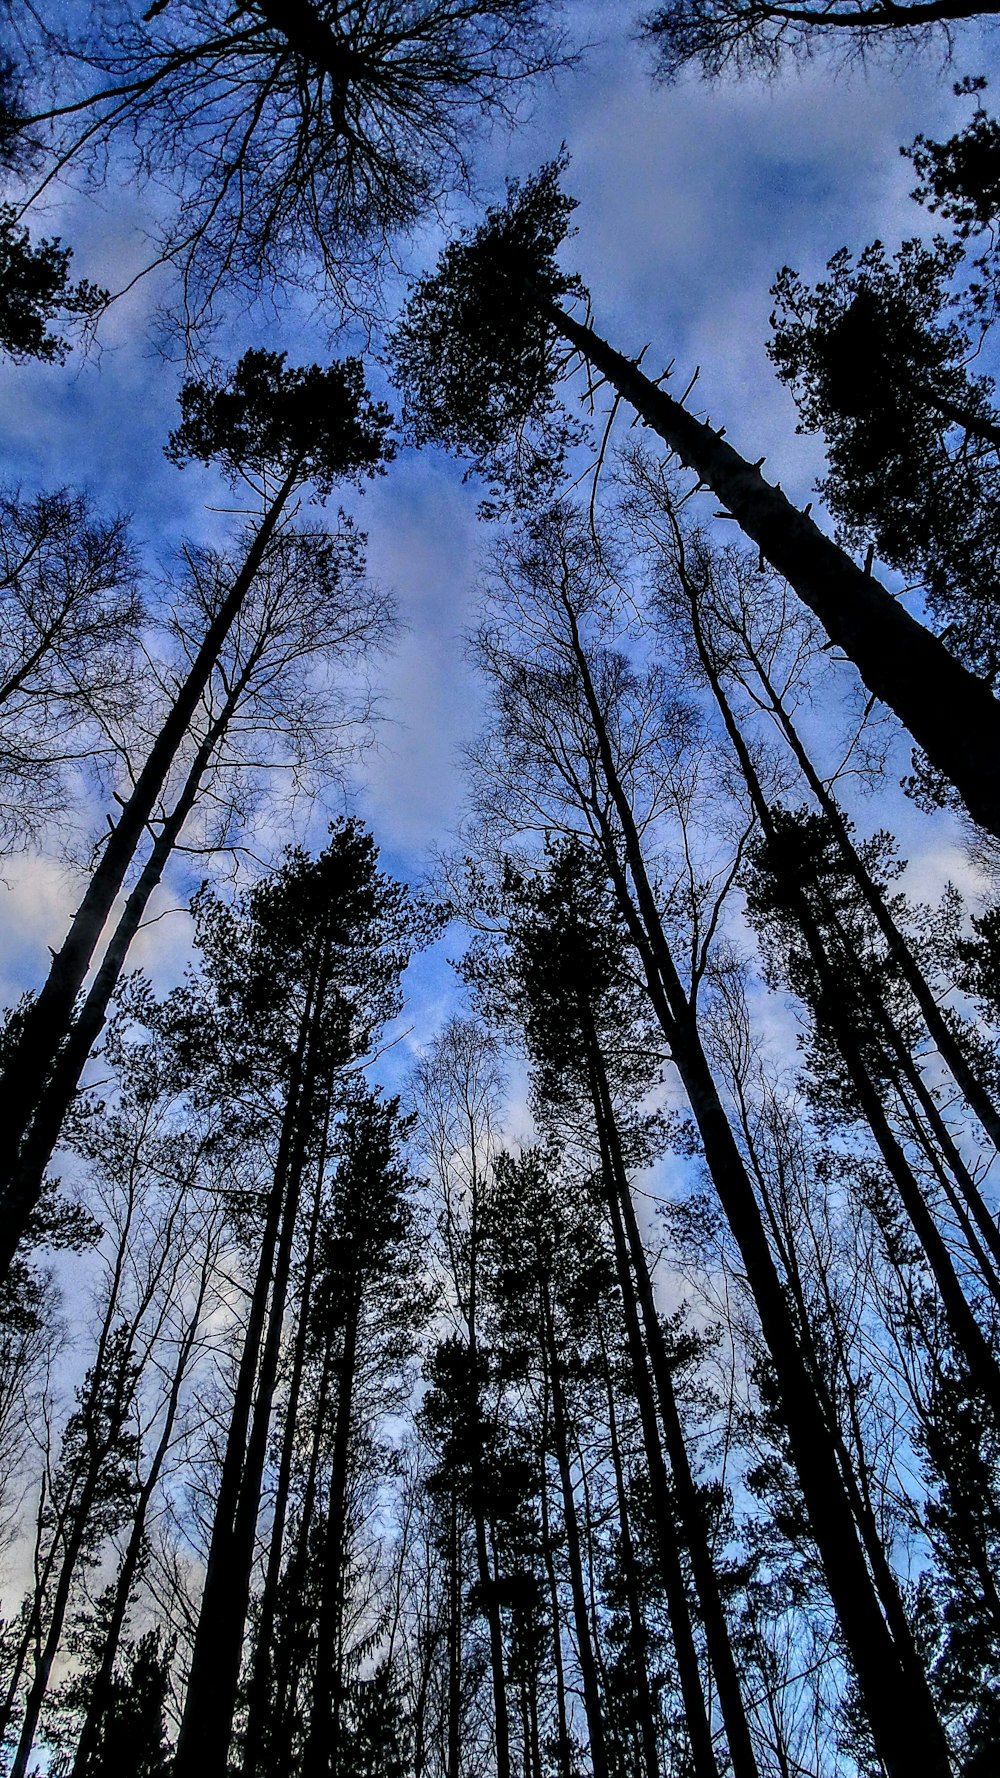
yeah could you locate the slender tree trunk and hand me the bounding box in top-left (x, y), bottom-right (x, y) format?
top-left (0, 464), bottom-right (299, 1282)
top-left (173, 946), bottom-right (321, 1778)
top-left (446, 1489), bottom-right (463, 1778)
top-left (739, 625), bottom-right (1000, 1155)
top-left (466, 1202), bottom-right (513, 1778)
top-left (585, 1021), bottom-right (760, 1778)
top-left (747, 1125), bottom-right (947, 1701)
top-left (542, 296), bottom-right (1000, 839)
top-left (302, 1280), bottom-right (361, 1778)
top-left (584, 1040), bottom-right (721, 1778)
top-left (697, 623), bottom-right (1000, 1419)
top-left (71, 1246), bottom-right (214, 1776)
top-left (8, 662), bottom-right (259, 1236)
top-left (241, 1148), bottom-right (329, 1777)
top-left (270, 1324), bottom-right (339, 1776)
top-left (558, 599), bottom-right (954, 1777)
top-left (539, 1290), bottom-right (610, 1778)
top-left (597, 1313), bottom-right (662, 1778)
top-left (538, 1398), bottom-right (573, 1778)
top-left (10, 1361), bottom-right (135, 1778)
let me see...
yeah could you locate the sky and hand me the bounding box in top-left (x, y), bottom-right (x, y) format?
top-left (0, 1), bottom-right (995, 1082)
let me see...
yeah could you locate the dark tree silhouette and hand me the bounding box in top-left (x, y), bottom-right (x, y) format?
top-left (0, 487), bottom-right (140, 849)
top-left (0, 349), bottom-right (392, 1288)
top-left (769, 239), bottom-right (1000, 680)
top-left (392, 158), bottom-right (1000, 843)
top-left (638, 0), bottom-right (1000, 81)
top-left (16, 0), bottom-right (566, 331)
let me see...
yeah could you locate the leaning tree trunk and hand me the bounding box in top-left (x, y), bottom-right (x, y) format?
top-left (735, 610), bottom-right (1000, 1156)
top-left (541, 296), bottom-right (1000, 841)
top-left (696, 626), bottom-right (1000, 1421)
top-left (559, 600), bottom-right (954, 1778)
top-left (0, 464), bottom-right (300, 1284)
top-left (5, 646), bottom-right (266, 1251)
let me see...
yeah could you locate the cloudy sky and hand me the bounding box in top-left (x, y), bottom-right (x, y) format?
top-left (0, 1), bottom-right (994, 1069)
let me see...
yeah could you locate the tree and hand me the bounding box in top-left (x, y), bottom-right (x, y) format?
top-left (297, 1091), bottom-right (431, 1778)
top-left (458, 498), bottom-right (955, 1776)
top-left (165, 823), bottom-right (426, 1778)
top-left (625, 446), bottom-right (1000, 1159)
top-left (0, 53), bottom-right (106, 361)
top-left (0, 347), bottom-right (392, 1286)
top-left (411, 1020), bottom-right (517, 1778)
top-left (0, 206), bottom-right (106, 362)
top-left (78, 1629), bottom-right (174, 1778)
top-left (392, 157), bottom-right (1000, 842)
top-left (637, 0), bottom-right (1000, 81)
top-left (0, 485), bottom-right (141, 849)
top-left (480, 842), bottom-right (762, 1778)
top-left (634, 503), bottom-right (1000, 1421)
top-left (769, 237), bottom-right (1000, 680)
top-left (15, 0), bottom-right (565, 334)
top-left (482, 1145), bottom-right (614, 1778)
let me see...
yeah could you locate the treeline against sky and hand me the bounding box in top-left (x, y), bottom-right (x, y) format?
top-left (2, 4), bottom-right (1000, 1777)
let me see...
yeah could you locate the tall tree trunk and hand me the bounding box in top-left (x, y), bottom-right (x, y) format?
top-left (446, 1488), bottom-right (463, 1778)
top-left (585, 1018), bottom-right (760, 1778)
top-left (10, 1359), bottom-right (135, 1778)
top-left (558, 597), bottom-right (954, 1778)
top-left (173, 941), bottom-right (322, 1778)
top-left (270, 1319), bottom-right (340, 1777)
top-left (241, 1148), bottom-right (329, 1777)
top-left (302, 1279), bottom-right (362, 1778)
top-left (71, 1244), bottom-right (215, 1776)
top-left (596, 1312), bottom-right (662, 1778)
top-left (583, 1037), bottom-right (721, 1778)
top-left (466, 1191), bottom-right (513, 1778)
top-left (0, 464), bottom-right (299, 1282)
top-left (693, 610), bottom-right (1000, 1420)
top-left (7, 654), bottom-right (262, 1239)
top-left (743, 1103), bottom-right (949, 1701)
top-left (733, 610), bottom-right (1000, 1155)
top-left (538, 1395), bottom-right (573, 1778)
top-left (539, 1288), bottom-right (610, 1778)
top-left (542, 296), bottom-right (1000, 840)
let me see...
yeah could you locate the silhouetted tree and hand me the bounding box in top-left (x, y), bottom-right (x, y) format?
top-left (392, 157), bottom-right (1000, 841)
top-left (0, 348), bottom-right (392, 1286)
top-left (16, 0), bottom-right (565, 334)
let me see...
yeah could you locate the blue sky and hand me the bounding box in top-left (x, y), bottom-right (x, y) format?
top-left (0, 2), bottom-right (994, 1059)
